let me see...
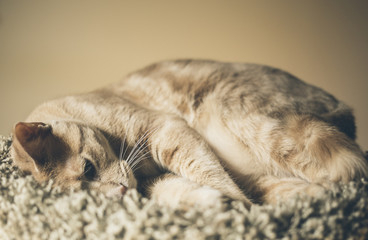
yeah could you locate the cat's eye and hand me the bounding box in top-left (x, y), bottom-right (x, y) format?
top-left (84, 159), bottom-right (97, 180)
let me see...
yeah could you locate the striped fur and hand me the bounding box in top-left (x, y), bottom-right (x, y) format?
top-left (11, 60), bottom-right (368, 208)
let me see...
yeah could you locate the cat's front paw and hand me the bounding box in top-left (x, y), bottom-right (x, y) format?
top-left (157, 186), bottom-right (228, 210)
top-left (185, 186), bottom-right (229, 208)
top-left (150, 175), bottom-right (229, 210)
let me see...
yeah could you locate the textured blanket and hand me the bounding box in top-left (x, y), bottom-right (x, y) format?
top-left (0, 135), bottom-right (367, 239)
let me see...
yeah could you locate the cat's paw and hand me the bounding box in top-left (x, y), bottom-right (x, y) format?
top-left (149, 174), bottom-right (232, 210)
top-left (188, 186), bottom-right (228, 207)
top-left (152, 182), bottom-right (227, 210)
top-left (304, 183), bottom-right (327, 198)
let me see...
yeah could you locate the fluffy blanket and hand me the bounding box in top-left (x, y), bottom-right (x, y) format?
top-left (0, 135), bottom-right (367, 239)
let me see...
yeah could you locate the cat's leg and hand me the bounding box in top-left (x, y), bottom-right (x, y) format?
top-left (269, 115), bottom-right (368, 184)
top-left (255, 175), bottom-right (327, 205)
top-left (148, 116), bottom-right (252, 207)
top-left (143, 173), bottom-right (227, 209)
top-left (223, 112), bottom-right (367, 195)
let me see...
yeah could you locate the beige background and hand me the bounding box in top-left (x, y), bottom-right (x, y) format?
top-left (1, 1), bottom-right (367, 149)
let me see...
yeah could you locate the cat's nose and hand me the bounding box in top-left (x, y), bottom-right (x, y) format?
top-left (119, 184), bottom-right (127, 195)
top-left (106, 184), bottom-right (127, 198)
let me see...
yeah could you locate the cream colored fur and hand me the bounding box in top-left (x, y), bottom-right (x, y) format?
top-left (11, 59), bottom-right (368, 208)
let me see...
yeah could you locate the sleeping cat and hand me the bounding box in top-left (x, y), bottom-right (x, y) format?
top-left (11, 59), bottom-right (368, 208)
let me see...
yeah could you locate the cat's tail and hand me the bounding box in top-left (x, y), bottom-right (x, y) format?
top-left (280, 115), bottom-right (368, 184)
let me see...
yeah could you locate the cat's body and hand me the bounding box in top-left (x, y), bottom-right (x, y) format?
top-left (11, 60), bottom-right (368, 208)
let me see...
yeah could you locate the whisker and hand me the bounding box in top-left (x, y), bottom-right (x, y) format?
top-left (119, 128), bottom-right (129, 161)
top-left (127, 133), bottom-right (153, 165)
top-left (126, 139), bottom-right (155, 174)
top-left (125, 130), bottom-right (148, 164)
top-left (124, 127), bottom-right (159, 175)
top-left (130, 164), bottom-right (145, 174)
top-left (125, 127), bottom-right (158, 166)
top-left (125, 143), bottom-right (154, 176)
top-left (128, 145), bottom-right (156, 173)
top-left (130, 155), bottom-right (151, 170)
top-left (130, 148), bottom-right (153, 167)
top-left (130, 154), bottom-right (148, 169)
top-left (122, 129), bottom-right (132, 161)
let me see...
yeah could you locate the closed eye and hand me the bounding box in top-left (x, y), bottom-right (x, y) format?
top-left (83, 159), bottom-right (97, 181)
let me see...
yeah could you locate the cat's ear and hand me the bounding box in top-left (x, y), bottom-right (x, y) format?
top-left (12, 121), bottom-right (69, 181)
top-left (13, 122), bottom-right (52, 166)
top-left (15, 122), bottom-right (51, 142)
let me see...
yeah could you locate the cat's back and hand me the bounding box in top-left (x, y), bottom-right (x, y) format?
top-left (113, 59), bottom-right (352, 134)
top-left (120, 59), bottom-right (341, 109)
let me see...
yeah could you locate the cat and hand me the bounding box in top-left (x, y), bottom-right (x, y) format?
top-left (11, 59), bottom-right (368, 209)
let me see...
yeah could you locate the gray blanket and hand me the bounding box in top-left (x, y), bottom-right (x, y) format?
top-left (0, 135), bottom-right (367, 239)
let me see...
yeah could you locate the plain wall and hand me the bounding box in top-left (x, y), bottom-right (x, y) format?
top-left (1, 1), bottom-right (367, 149)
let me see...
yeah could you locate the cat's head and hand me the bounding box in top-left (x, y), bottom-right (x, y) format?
top-left (11, 121), bottom-right (137, 197)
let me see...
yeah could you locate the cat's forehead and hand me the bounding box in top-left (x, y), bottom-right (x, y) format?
top-left (51, 120), bottom-right (92, 133)
top-left (50, 120), bottom-right (103, 149)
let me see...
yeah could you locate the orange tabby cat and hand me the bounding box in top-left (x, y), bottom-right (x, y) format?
top-left (11, 60), bottom-right (368, 208)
